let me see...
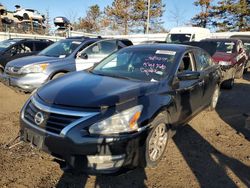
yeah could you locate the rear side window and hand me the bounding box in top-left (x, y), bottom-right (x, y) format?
top-left (118, 40), bottom-right (133, 48)
top-left (15, 42), bottom-right (33, 53)
top-left (34, 41), bottom-right (51, 51)
top-left (194, 50), bottom-right (212, 71)
top-left (99, 40), bottom-right (117, 54)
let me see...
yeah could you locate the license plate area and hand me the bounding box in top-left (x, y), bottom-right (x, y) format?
top-left (24, 129), bottom-right (44, 149)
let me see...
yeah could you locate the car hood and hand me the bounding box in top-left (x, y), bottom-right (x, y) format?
top-left (212, 52), bottom-right (235, 63)
top-left (6, 55), bottom-right (60, 67)
top-left (37, 72), bottom-right (159, 108)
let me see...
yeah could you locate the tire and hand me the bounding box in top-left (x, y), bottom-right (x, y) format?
top-left (235, 65), bottom-right (244, 79)
top-left (51, 72), bottom-right (65, 80)
top-left (243, 67), bottom-right (248, 74)
top-left (221, 79), bottom-right (234, 89)
top-left (209, 84), bottom-right (220, 111)
top-left (23, 13), bottom-right (29, 20)
top-left (144, 114), bottom-right (170, 168)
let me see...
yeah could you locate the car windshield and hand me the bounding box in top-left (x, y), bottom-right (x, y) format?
top-left (92, 48), bottom-right (176, 82)
top-left (39, 39), bottom-right (82, 57)
top-left (215, 41), bottom-right (236, 53)
top-left (166, 34), bottom-right (192, 43)
top-left (0, 39), bottom-right (19, 52)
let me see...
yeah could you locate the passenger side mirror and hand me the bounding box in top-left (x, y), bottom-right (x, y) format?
top-left (177, 71), bottom-right (200, 81)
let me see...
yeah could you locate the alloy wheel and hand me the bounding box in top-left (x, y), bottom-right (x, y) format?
top-left (148, 123), bottom-right (168, 162)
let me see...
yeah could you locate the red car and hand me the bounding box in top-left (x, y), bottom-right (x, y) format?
top-left (201, 38), bottom-right (247, 89)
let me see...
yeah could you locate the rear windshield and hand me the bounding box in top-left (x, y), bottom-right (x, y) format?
top-left (93, 48), bottom-right (176, 82)
top-left (166, 34), bottom-right (192, 43)
top-left (215, 41), bottom-right (236, 53)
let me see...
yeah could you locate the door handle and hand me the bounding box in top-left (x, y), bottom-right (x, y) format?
top-left (198, 80), bottom-right (205, 86)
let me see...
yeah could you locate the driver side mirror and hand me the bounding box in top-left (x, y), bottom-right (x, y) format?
top-left (177, 71), bottom-right (200, 81)
top-left (78, 52), bottom-right (88, 59)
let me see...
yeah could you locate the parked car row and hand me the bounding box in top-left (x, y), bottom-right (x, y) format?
top-left (0, 34), bottom-right (248, 175)
top-left (0, 37), bottom-right (133, 91)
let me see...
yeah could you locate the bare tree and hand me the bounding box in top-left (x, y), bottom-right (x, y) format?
top-left (168, 4), bottom-right (186, 27)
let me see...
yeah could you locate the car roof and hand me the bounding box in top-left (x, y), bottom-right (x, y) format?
top-left (126, 43), bottom-right (194, 52)
top-left (202, 38), bottom-right (239, 42)
top-left (7, 38), bottom-right (52, 42)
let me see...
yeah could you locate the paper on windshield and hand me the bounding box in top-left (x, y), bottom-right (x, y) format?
top-left (156, 50), bottom-right (176, 55)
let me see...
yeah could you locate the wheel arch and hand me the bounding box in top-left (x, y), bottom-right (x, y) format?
top-left (50, 70), bottom-right (69, 80)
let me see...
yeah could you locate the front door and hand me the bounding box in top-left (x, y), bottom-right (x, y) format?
top-left (173, 52), bottom-right (204, 123)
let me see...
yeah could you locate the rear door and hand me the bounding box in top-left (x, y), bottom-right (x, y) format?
top-left (193, 49), bottom-right (219, 105)
top-left (75, 39), bottom-right (118, 71)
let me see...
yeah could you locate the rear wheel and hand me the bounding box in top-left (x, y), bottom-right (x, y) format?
top-left (23, 13), bottom-right (29, 20)
top-left (221, 79), bottom-right (234, 89)
top-left (51, 72), bottom-right (65, 80)
top-left (144, 114), bottom-right (169, 168)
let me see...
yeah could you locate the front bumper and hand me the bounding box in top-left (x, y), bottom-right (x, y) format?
top-left (19, 102), bottom-right (148, 174)
top-left (0, 73), bottom-right (49, 92)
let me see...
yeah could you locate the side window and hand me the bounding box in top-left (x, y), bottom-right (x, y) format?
top-left (99, 40), bottom-right (117, 54)
top-left (178, 52), bottom-right (195, 73)
top-left (84, 40), bottom-right (117, 57)
top-left (34, 42), bottom-right (50, 51)
top-left (118, 40), bottom-right (133, 49)
top-left (194, 50), bottom-right (212, 71)
top-left (16, 42), bottom-right (32, 53)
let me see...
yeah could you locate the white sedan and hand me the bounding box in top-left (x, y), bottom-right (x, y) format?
top-left (13, 9), bottom-right (44, 21)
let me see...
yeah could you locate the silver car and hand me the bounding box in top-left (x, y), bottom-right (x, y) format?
top-left (1, 37), bottom-right (132, 92)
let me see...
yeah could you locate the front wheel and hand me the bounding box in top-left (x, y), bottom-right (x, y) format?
top-left (144, 114), bottom-right (169, 168)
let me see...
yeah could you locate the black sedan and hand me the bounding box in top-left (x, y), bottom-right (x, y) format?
top-left (0, 38), bottom-right (53, 74)
top-left (19, 44), bottom-right (221, 174)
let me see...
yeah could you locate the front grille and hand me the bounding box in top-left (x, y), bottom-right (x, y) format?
top-left (24, 101), bottom-right (80, 134)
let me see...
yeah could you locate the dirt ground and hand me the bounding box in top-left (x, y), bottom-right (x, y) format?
top-left (0, 74), bottom-right (250, 188)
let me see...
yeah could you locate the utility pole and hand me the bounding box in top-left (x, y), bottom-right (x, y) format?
top-left (146, 0), bottom-right (151, 34)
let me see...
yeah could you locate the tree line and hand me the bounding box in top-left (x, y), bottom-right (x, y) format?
top-left (71, 0), bottom-right (249, 34)
top-left (72, 0), bottom-right (166, 35)
top-left (192, 0), bottom-right (250, 31)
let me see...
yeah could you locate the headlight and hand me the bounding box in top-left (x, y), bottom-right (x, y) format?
top-left (19, 63), bottom-right (48, 74)
top-left (89, 105), bottom-right (143, 135)
top-left (219, 61), bottom-right (231, 66)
